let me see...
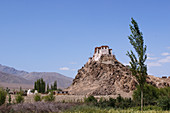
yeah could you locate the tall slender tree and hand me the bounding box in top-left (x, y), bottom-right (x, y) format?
top-left (127, 18), bottom-right (147, 111)
top-left (47, 83), bottom-right (49, 93)
top-left (34, 78), bottom-right (46, 93)
top-left (53, 81), bottom-right (57, 90)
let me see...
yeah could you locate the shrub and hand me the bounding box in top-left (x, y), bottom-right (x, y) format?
top-left (97, 98), bottom-right (109, 108)
top-left (0, 88), bottom-right (7, 106)
top-left (107, 98), bottom-right (116, 108)
top-left (43, 93), bottom-right (55, 102)
top-left (157, 96), bottom-right (170, 110)
top-left (34, 93), bottom-right (42, 102)
top-left (8, 94), bottom-right (11, 104)
top-left (84, 96), bottom-right (97, 104)
top-left (15, 94), bottom-right (24, 103)
top-left (159, 87), bottom-right (170, 97)
top-left (133, 84), bottom-right (159, 105)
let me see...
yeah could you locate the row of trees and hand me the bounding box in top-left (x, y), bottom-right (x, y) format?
top-left (34, 78), bottom-right (58, 93)
top-left (84, 85), bottom-right (170, 110)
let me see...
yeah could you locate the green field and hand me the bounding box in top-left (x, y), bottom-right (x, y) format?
top-left (63, 105), bottom-right (169, 113)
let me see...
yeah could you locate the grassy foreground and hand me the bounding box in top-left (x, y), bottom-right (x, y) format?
top-left (63, 105), bottom-right (169, 113)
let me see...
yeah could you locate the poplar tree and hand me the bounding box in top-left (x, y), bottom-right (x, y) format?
top-left (34, 78), bottom-right (46, 93)
top-left (127, 18), bottom-right (147, 111)
top-left (47, 83), bottom-right (49, 93)
top-left (53, 81), bottom-right (57, 90)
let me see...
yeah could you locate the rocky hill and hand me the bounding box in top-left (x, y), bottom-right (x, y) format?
top-left (0, 64), bottom-right (73, 89)
top-left (67, 54), bottom-right (170, 97)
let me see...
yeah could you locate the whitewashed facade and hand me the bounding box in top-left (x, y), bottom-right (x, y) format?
top-left (92, 45), bottom-right (112, 61)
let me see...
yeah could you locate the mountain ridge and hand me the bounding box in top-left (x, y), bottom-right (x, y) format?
top-left (0, 64), bottom-right (73, 89)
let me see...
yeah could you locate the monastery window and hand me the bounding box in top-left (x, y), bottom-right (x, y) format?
top-left (109, 50), bottom-right (111, 54)
top-left (98, 50), bottom-right (100, 53)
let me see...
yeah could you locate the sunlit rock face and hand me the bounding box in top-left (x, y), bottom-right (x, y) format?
top-left (67, 46), bottom-right (170, 98)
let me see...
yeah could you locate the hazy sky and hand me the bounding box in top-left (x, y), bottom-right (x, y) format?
top-left (0, 1), bottom-right (170, 78)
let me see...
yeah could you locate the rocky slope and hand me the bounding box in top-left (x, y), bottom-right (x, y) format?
top-left (67, 55), bottom-right (170, 97)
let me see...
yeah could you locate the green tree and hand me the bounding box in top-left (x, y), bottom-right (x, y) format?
top-left (158, 87), bottom-right (170, 110)
top-left (51, 84), bottom-right (53, 90)
top-left (133, 84), bottom-right (159, 105)
top-left (0, 88), bottom-right (7, 106)
top-left (127, 18), bottom-right (147, 111)
top-left (47, 83), bottom-right (49, 93)
top-left (53, 81), bottom-right (57, 90)
top-left (34, 78), bottom-right (46, 93)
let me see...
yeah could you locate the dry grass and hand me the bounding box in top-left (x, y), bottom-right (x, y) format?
top-left (0, 102), bottom-right (79, 113)
top-left (8, 94), bottom-right (121, 103)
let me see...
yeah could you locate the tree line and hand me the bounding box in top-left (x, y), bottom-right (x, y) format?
top-left (34, 78), bottom-right (58, 93)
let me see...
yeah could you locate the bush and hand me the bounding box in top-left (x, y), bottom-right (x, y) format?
top-left (159, 87), bottom-right (170, 97)
top-left (43, 93), bottom-right (55, 102)
top-left (0, 88), bottom-right (7, 106)
top-left (84, 96), bottom-right (97, 104)
top-left (15, 94), bottom-right (24, 103)
top-left (133, 84), bottom-right (159, 105)
top-left (97, 98), bottom-right (109, 108)
top-left (34, 93), bottom-right (42, 102)
top-left (8, 94), bottom-right (11, 104)
top-left (158, 96), bottom-right (170, 110)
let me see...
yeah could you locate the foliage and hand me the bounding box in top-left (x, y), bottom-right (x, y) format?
top-left (34, 78), bottom-right (46, 93)
top-left (84, 96), bottom-right (97, 104)
top-left (84, 95), bottom-right (135, 109)
top-left (133, 84), bottom-right (159, 105)
top-left (159, 87), bottom-right (170, 97)
top-left (8, 94), bottom-right (11, 104)
top-left (50, 80), bottom-right (58, 90)
top-left (57, 88), bottom-right (62, 91)
top-left (157, 96), bottom-right (170, 110)
top-left (43, 92), bottom-right (55, 102)
top-left (133, 84), bottom-right (170, 110)
top-left (97, 97), bottom-right (110, 108)
top-left (47, 83), bottom-right (49, 93)
top-left (34, 93), bottom-right (42, 102)
top-left (127, 18), bottom-right (147, 111)
top-left (115, 94), bottom-right (135, 109)
top-left (158, 87), bottom-right (170, 110)
top-left (53, 81), bottom-right (57, 90)
top-left (15, 94), bottom-right (24, 103)
top-left (6, 87), bottom-right (10, 93)
top-left (0, 88), bottom-right (7, 106)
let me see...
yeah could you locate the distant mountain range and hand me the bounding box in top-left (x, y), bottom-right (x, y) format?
top-left (0, 64), bottom-right (73, 89)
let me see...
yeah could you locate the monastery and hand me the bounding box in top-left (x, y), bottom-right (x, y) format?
top-left (92, 45), bottom-right (112, 61)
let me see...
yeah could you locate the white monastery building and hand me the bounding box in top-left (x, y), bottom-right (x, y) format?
top-left (92, 45), bottom-right (112, 61)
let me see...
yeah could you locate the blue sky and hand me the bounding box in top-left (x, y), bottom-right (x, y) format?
top-left (0, 1), bottom-right (170, 78)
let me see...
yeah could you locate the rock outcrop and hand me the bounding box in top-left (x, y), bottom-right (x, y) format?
top-left (67, 54), bottom-right (170, 98)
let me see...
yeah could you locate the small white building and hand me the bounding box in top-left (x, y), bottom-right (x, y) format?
top-left (27, 89), bottom-right (33, 95)
top-left (92, 45), bottom-right (112, 61)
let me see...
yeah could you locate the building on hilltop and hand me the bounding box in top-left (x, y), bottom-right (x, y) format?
top-left (92, 45), bottom-right (112, 61)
